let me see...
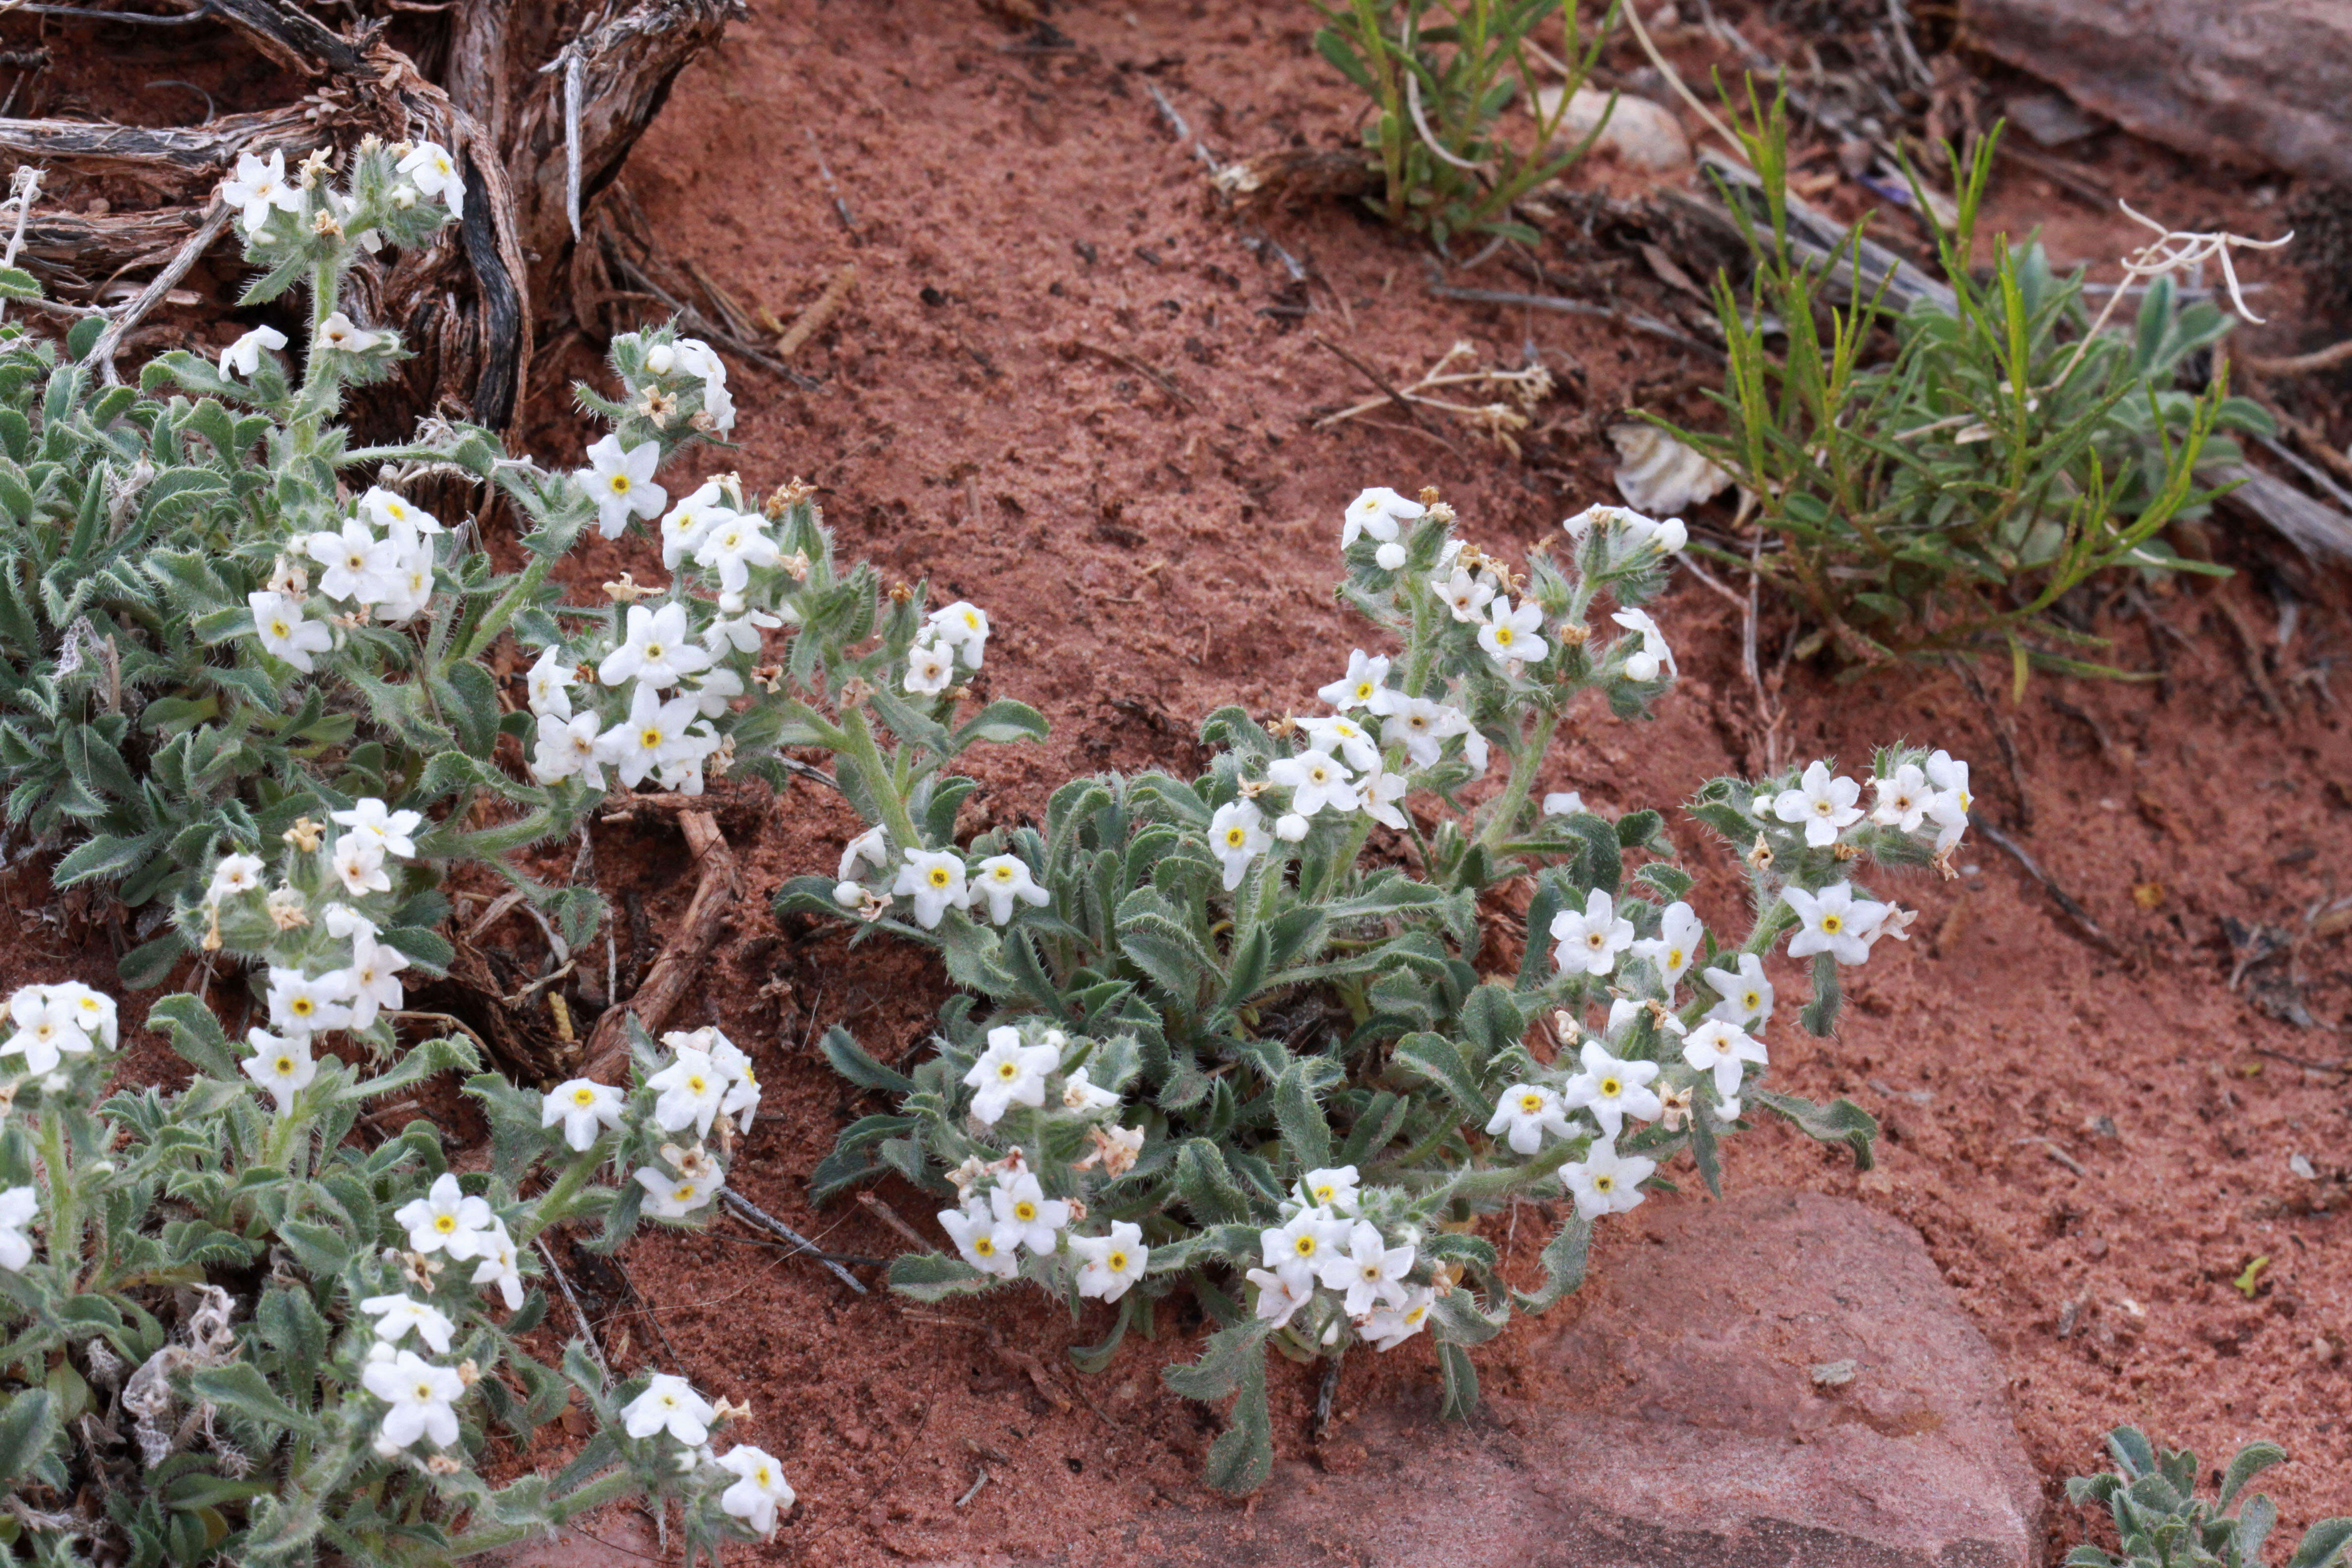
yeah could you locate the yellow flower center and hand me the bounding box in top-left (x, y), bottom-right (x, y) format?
top-left (686, 1074), bottom-right (708, 1094)
top-left (609, 475), bottom-right (631, 495)
top-left (991, 866), bottom-right (1014, 882)
top-left (435, 1215), bottom-right (456, 1233)
top-left (1293, 1235), bottom-right (1317, 1258)
top-left (674, 1185), bottom-right (694, 1202)
top-left (1743, 990), bottom-right (1762, 1011)
top-left (1225, 827), bottom-right (1247, 847)
top-left (1820, 914), bottom-right (1843, 934)
top-left (414, 1381), bottom-right (433, 1400)
top-left (291, 997), bottom-right (315, 1018)
top-left (1353, 682), bottom-right (1373, 700)
top-left (928, 867), bottom-right (951, 888)
top-left (274, 1056), bottom-right (295, 1075)
top-left (644, 640), bottom-right (665, 659)
top-left (996, 1061), bottom-right (1019, 1081)
top-left (1014, 1201), bottom-right (1037, 1222)
top-left (1599, 1077), bottom-right (1621, 1097)
top-left (1593, 1174), bottom-right (1615, 1193)
top-left (1493, 627), bottom-right (1514, 647)
top-left (1518, 1093), bottom-right (1544, 1114)
top-left (974, 1236), bottom-right (996, 1257)
top-left (639, 727), bottom-right (663, 749)
top-left (1106, 1250), bottom-right (1128, 1272)
top-left (270, 618), bottom-right (291, 637)
top-left (573, 1087), bottom-right (597, 1106)
top-left (1666, 948), bottom-right (1685, 969)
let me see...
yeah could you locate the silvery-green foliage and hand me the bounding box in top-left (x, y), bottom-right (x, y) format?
top-left (0, 138), bottom-right (1038, 989)
top-left (795, 488), bottom-right (1970, 1492)
top-left (0, 819), bottom-right (779, 1565)
top-left (2064, 1427), bottom-right (2352, 1568)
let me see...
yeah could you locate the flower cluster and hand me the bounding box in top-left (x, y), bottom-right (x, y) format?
top-left (1248, 1169), bottom-right (1435, 1353)
top-left (245, 487), bottom-right (446, 678)
top-left (616, 1375), bottom-right (794, 1534)
top-left (831, 820), bottom-right (1051, 931)
top-left (904, 598), bottom-right (990, 696)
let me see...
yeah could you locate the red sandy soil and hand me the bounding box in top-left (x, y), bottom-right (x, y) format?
top-left (9, 1), bottom-right (2352, 1564)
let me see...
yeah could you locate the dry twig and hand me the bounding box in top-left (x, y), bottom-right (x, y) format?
top-left (582, 808), bottom-right (737, 1078)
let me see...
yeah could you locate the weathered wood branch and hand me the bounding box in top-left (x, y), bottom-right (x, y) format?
top-left (582, 808), bottom-right (739, 1080)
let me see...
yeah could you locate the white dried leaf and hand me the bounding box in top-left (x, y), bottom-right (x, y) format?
top-left (1609, 423), bottom-right (1732, 515)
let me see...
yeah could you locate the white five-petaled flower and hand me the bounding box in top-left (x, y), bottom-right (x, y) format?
top-left (542, 1078), bottom-right (627, 1151)
top-left (360, 1293), bottom-right (456, 1355)
top-left (1681, 1018), bottom-right (1768, 1100)
top-left (1702, 952), bottom-right (1775, 1027)
top-left (1317, 649), bottom-right (1390, 711)
top-left (526, 646), bottom-right (575, 720)
top-left (1432, 567), bottom-right (1496, 624)
top-left (1247, 1265), bottom-right (1315, 1327)
top-left (358, 486), bottom-right (441, 538)
top-left (330, 834), bottom-right (391, 897)
top-left (395, 140), bottom-right (465, 217)
top-left (3, 989), bottom-right (85, 1076)
top-left (1477, 596), bottom-right (1549, 667)
top-left (1377, 694), bottom-right (1446, 768)
top-left (1629, 900), bottom-right (1703, 992)
top-left (1300, 714), bottom-right (1380, 773)
top-left (393, 1173), bottom-right (497, 1259)
top-left (1357, 767), bottom-right (1409, 830)
top-left (600, 601), bottom-right (713, 690)
top-left (220, 149), bottom-right (301, 236)
top-left (0, 1186), bottom-right (33, 1273)
top-left (315, 312), bottom-right (383, 355)
top-left (1268, 750), bottom-right (1358, 816)
top-left (220, 323), bottom-right (288, 378)
top-left (1774, 760), bottom-right (1864, 847)
top-left (1924, 749), bottom-right (1973, 850)
top-left (331, 798), bottom-right (421, 860)
top-left (241, 1027), bottom-right (317, 1115)
top-left (533, 711), bottom-right (607, 787)
top-left (1565, 1137), bottom-right (1657, 1219)
top-left (305, 519), bottom-right (400, 605)
top-left (1071, 1221), bottom-right (1149, 1302)
top-left (598, 682), bottom-right (708, 791)
top-left (1871, 762), bottom-right (1931, 832)
top-left (1341, 486), bottom-right (1425, 547)
top-left (579, 434), bottom-right (667, 539)
top-left (266, 966), bottom-right (354, 1035)
top-left (46, 982), bottom-right (116, 1049)
top-left (648, 1046), bottom-right (728, 1138)
top-left (989, 1172), bottom-right (1071, 1253)
top-left (1325, 1220), bottom-right (1415, 1316)
top-left (623, 1373), bottom-right (717, 1446)
top-left (1782, 882), bottom-right (1889, 965)
top-left (1609, 606), bottom-right (1675, 683)
top-left (471, 1221), bottom-right (525, 1311)
top-left (1262, 1209), bottom-right (1346, 1282)
top-left (961, 1026), bottom-right (1059, 1126)
top-left (1550, 888), bottom-right (1634, 977)
top-left (1485, 1082), bottom-right (1573, 1155)
top-left (717, 1445), bottom-right (796, 1535)
top-left (1208, 799), bottom-right (1271, 891)
top-left (1060, 1067), bottom-right (1119, 1113)
top-left (635, 1165), bottom-right (722, 1219)
top-left (659, 481), bottom-right (735, 569)
top-left (1560, 1040), bottom-right (1663, 1138)
top-left (693, 512), bottom-right (781, 593)
top-left (364, 1349), bottom-right (464, 1449)
top-left (1297, 1165), bottom-right (1360, 1213)
top-left (248, 589), bottom-right (334, 673)
top-left (928, 600), bottom-right (991, 669)
top-left (1360, 1284), bottom-right (1436, 1351)
top-left (971, 854), bottom-right (1050, 925)
top-left (903, 639), bottom-right (955, 696)
top-left (208, 852), bottom-right (266, 904)
top-left (673, 338), bottom-right (736, 434)
top-left (893, 848), bottom-right (972, 929)
top-left (938, 1203), bottom-right (1022, 1277)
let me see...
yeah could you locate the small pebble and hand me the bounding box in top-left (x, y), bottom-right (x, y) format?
top-left (1809, 1359), bottom-right (1858, 1388)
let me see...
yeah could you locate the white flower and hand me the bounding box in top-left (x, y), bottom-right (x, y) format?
top-left (1925, 749), bottom-right (1972, 815)
top-left (364, 1350), bottom-right (464, 1449)
top-left (1060, 1067), bottom-right (1120, 1113)
top-left (1300, 714), bottom-right (1380, 773)
top-left (693, 512), bottom-right (781, 594)
top-left (1432, 703), bottom-right (1488, 774)
top-left (0, 1186), bottom-right (32, 1273)
top-left (837, 825), bottom-right (889, 884)
top-left (686, 668), bottom-right (744, 720)
top-left (1071, 1221), bottom-right (1149, 1302)
top-left (46, 983), bottom-right (117, 1049)
top-left (635, 1166), bottom-right (722, 1219)
top-left (207, 852), bottom-right (266, 903)
top-left (1373, 540), bottom-right (1408, 570)
top-left (1317, 649), bottom-right (1390, 711)
top-left (703, 608), bottom-right (784, 655)
top-left (1360, 1285), bottom-right (1435, 1351)
top-left (1549, 888), bottom-right (1634, 977)
top-left (599, 601), bottom-right (713, 690)
top-left (1377, 695), bottom-right (1448, 769)
top-left (1274, 812), bottom-right (1310, 841)
top-left (971, 854), bottom-right (1049, 924)
top-left (623, 1373), bottom-right (716, 1445)
top-left (1341, 486), bottom-right (1424, 546)
top-left (1702, 952), bottom-right (1775, 1027)
top-left (330, 834), bottom-right (391, 897)
top-left (1610, 606), bottom-right (1676, 683)
top-left (1325, 1221), bottom-right (1414, 1316)
top-left (658, 481), bottom-right (734, 569)
top-left (240, 1027), bottom-right (317, 1115)
top-left (1783, 882), bottom-right (1888, 965)
top-left (1629, 900), bottom-right (1703, 992)
top-left (1432, 568), bottom-right (1495, 624)
top-left (358, 486), bottom-right (441, 538)
top-left (471, 1221), bottom-right (525, 1311)
top-left (1871, 762), bottom-right (1931, 831)
top-left (1485, 1082), bottom-right (1573, 1155)
top-left (248, 590), bottom-right (334, 673)
top-left (1268, 750), bottom-right (1358, 816)
top-left (394, 1173), bottom-right (497, 1259)
top-left (579, 435), bottom-right (667, 539)
top-left (316, 311), bottom-right (384, 355)
top-left (1477, 596), bottom-right (1549, 667)
top-left (305, 519), bottom-right (400, 605)
top-left (1866, 904), bottom-right (1921, 952)
top-left (1681, 1017), bottom-right (1768, 1101)
top-left (1358, 768), bottom-right (1409, 830)
top-left (673, 339), bottom-right (735, 435)
top-left (1774, 760), bottom-right (1864, 847)
top-left (1208, 799), bottom-right (1271, 890)
top-left (1262, 1210), bottom-right (1346, 1278)
top-left (1560, 1040), bottom-right (1663, 1138)
top-left (1564, 1137), bottom-right (1657, 1219)
top-left (526, 646), bottom-right (575, 720)
top-left (360, 1293), bottom-right (456, 1355)
top-left (395, 140), bottom-right (464, 217)
top-left (1297, 1166), bottom-right (1360, 1213)
top-left (961, 1026), bottom-right (1059, 1125)
top-left (1247, 1265), bottom-right (1315, 1327)
top-left (4, 989), bottom-right (81, 1076)
top-left (938, 1203), bottom-right (1022, 1278)
top-left (717, 1445), bottom-right (796, 1535)
top-left (903, 639), bottom-right (955, 696)
top-left (598, 682), bottom-right (708, 791)
top-left (1541, 790), bottom-right (1585, 817)
top-left (541, 1078), bottom-right (627, 1151)
top-left (928, 600), bottom-right (991, 669)
top-left (532, 711), bottom-right (606, 787)
top-left (989, 1173), bottom-right (1071, 1253)
top-left (267, 966), bottom-right (354, 1035)
top-left (220, 323), bottom-right (288, 378)
top-left (331, 799), bottom-right (422, 860)
top-left (220, 149), bottom-right (300, 236)
top-left (648, 1047), bottom-right (728, 1138)
top-left (893, 848), bottom-right (973, 930)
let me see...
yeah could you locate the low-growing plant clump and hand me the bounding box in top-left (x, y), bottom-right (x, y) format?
top-left (2065, 1426), bottom-right (2351, 1568)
